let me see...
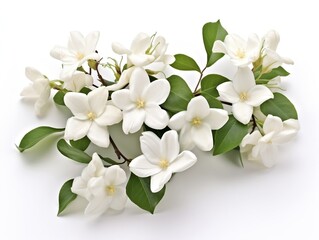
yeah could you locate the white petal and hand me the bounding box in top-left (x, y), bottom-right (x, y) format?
top-left (112, 42), bottom-right (131, 55)
top-left (145, 62), bottom-right (166, 72)
top-left (64, 118), bottom-right (91, 141)
top-left (34, 83), bottom-right (51, 116)
top-left (20, 84), bottom-right (38, 98)
top-left (151, 170), bottom-right (172, 193)
top-left (85, 196), bottom-right (111, 216)
top-left (163, 54), bottom-right (175, 65)
top-left (259, 144), bottom-right (278, 168)
top-left (140, 131), bottom-right (161, 164)
top-left (68, 31), bottom-right (85, 51)
top-left (104, 165), bottom-right (127, 186)
top-left (217, 82), bottom-right (240, 103)
top-left (204, 108), bottom-right (229, 130)
top-left (263, 115), bottom-right (283, 134)
top-left (50, 46), bottom-right (73, 61)
top-left (240, 131), bottom-right (262, 148)
top-left (87, 177), bottom-right (105, 197)
top-left (191, 123), bottom-right (213, 151)
top-left (212, 40), bottom-right (227, 54)
top-left (145, 105), bottom-right (169, 130)
top-left (63, 71), bottom-right (93, 92)
top-left (87, 122), bottom-right (110, 148)
top-left (106, 67), bottom-right (133, 91)
top-left (109, 187), bottom-right (127, 210)
top-left (129, 68), bottom-right (149, 101)
top-left (246, 85), bottom-right (274, 107)
top-left (128, 54), bottom-right (155, 67)
top-left (130, 32), bottom-right (150, 53)
top-left (88, 87), bottom-right (109, 117)
top-left (95, 105), bottom-right (122, 126)
top-left (129, 155), bottom-right (161, 177)
top-left (160, 130), bottom-right (179, 162)
top-left (142, 79), bottom-right (170, 104)
top-left (179, 125), bottom-right (195, 150)
top-left (168, 111), bottom-right (186, 130)
top-left (232, 102), bottom-right (253, 124)
top-left (233, 67), bottom-right (255, 93)
top-left (185, 96), bottom-right (210, 120)
top-left (25, 67), bottom-right (43, 81)
top-left (263, 30), bottom-right (280, 50)
top-left (111, 89), bottom-right (134, 110)
top-left (85, 31), bottom-right (100, 54)
top-left (71, 177), bottom-right (91, 200)
top-left (169, 151), bottom-right (197, 173)
top-left (122, 108), bottom-right (145, 134)
top-left (64, 92), bottom-right (90, 120)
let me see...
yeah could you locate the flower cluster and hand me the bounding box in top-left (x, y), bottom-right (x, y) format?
top-left (18, 20), bottom-right (299, 216)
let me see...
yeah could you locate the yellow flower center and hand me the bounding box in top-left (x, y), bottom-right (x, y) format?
top-left (239, 92), bottom-right (248, 101)
top-left (136, 99), bottom-right (145, 109)
top-left (106, 185), bottom-right (115, 196)
top-left (76, 52), bottom-right (85, 60)
top-left (236, 49), bottom-right (246, 59)
top-left (159, 159), bottom-right (169, 169)
top-left (191, 117), bottom-right (202, 126)
top-left (87, 112), bottom-right (96, 120)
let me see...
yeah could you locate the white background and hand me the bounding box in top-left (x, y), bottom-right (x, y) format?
top-left (1, 0), bottom-right (318, 239)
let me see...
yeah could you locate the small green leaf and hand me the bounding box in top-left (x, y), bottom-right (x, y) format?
top-left (58, 179), bottom-right (77, 215)
top-left (126, 173), bottom-right (165, 214)
top-left (201, 92), bottom-right (223, 109)
top-left (53, 90), bottom-right (66, 106)
top-left (260, 92), bottom-right (298, 121)
top-left (203, 20), bottom-right (228, 67)
top-left (80, 87), bottom-right (92, 95)
top-left (201, 74), bottom-right (230, 98)
top-left (162, 75), bottom-right (193, 114)
top-left (260, 66), bottom-right (289, 80)
top-left (100, 156), bottom-right (122, 165)
top-left (17, 126), bottom-right (64, 152)
top-left (70, 136), bottom-right (90, 151)
top-left (170, 54), bottom-right (201, 72)
top-left (57, 139), bottom-right (91, 163)
top-left (213, 115), bottom-right (249, 155)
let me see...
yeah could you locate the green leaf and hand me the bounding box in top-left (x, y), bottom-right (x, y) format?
top-left (57, 139), bottom-right (91, 163)
top-left (203, 20), bottom-right (228, 67)
top-left (201, 74), bottom-right (230, 98)
top-left (53, 90), bottom-right (66, 106)
top-left (17, 126), bottom-right (64, 152)
top-left (213, 115), bottom-right (249, 155)
top-left (260, 92), bottom-right (298, 120)
top-left (100, 156), bottom-right (122, 165)
top-left (126, 173), bottom-right (165, 214)
top-left (260, 66), bottom-right (289, 80)
top-left (80, 87), bottom-right (92, 94)
top-left (162, 75), bottom-right (193, 114)
top-left (58, 179), bottom-right (77, 215)
top-left (201, 92), bottom-right (223, 109)
top-left (170, 54), bottom-right (200, 72)
top-left (70, 136), bottom-right (90, 151)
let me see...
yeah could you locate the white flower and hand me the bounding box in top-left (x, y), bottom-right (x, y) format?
top-left (240, 115), bottom-right (300, 167)
top-left (111, 68), bottom-right (170, 134)
top-left (213, 34), bottom-right (260, 67)
top-left (20, 67), bottom-right (51, 116)
top-left (50, 31), bottom-right (100, 77)
top-left (112, 33), bottom-right (175, 73)
top-left (72, 153), bottom-right (127, 215)
top-left (105, 67), bottom-right (134, 91)
top-left (217, 67), bottom-right (274, 124)
top-left (130, 130), bottom-right (197, 193)
top-left (169, 96), bottom-right (229, 151)
top-left (62, 71), bottom-right (93, 92)
top-left (71, 153), bottom-right (106, 200)
top-left (64, 87), bottom-right (122, 147)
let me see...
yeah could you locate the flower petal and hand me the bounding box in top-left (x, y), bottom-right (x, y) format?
top-left (129, 68), bottom-right (149, 101)
top-left (204, 108), bottom-right (229, 130)
top-left (110, 187), bottom-right (127, 210)
top-left (140, 131), bottom-right (161, 164)
top-left (64, 117), bottom-right (91, 141)
top-left (142, 79), bottom-right (170, 104)
top-left (168, 111), bottom-right (186, 130)
top-left (185, 96), bottom-right (210, 120)
top-left (111, 89), bottom-right (134, 110)
top-left (87, 122), bottom-right (110, 148)
top-left (85, 196), bottom-right (112, 216)
top-left (151, 170), bottom-right (172, 193)
top-left (71, 177), bottom-right (91, 200)
top-left (68, 31), bottom-right (85, 51)
top-left (217, 82), bottom-right (240, 103)
top-left (263, 115), bottom-right (283, 134)
top-left (233, 67), bottom-right (255, 93)
top-left (212, 40), bottom-right (227, 54)
top-left (106, 67), bottom-right (134, 91)
top-left (112, 42), bottom-right (131, 55)
top-left (232, 102), bottom-right (253, 124)
top-left (246, 85), bottom-right (274, 107)
top-left (50, 46), bottom-right (73, 61)
top-left (64, 92), bottom-right (90, 120)
top-left (130, 32), bottom-right (151, 53)
top-left (160, 130), bottom-right (179, 163)
top-left (129, 155), bottom-right (161, 177)
top-left (122, 108), bottom-right (145, 134)
top-left (128, 54), bottom-right (155, 67)
top-left (103, 165), bottom-right (127, 186)
top-left (179, 124), bottom-right (195, 150)
top-left (169, 151), bottom-right (197, 173)
top-left (95, 104), bottom-right (122, 126)
top-left (240, 131), bottom-right (262, 149)
top-left (88, 87), bottom-right (109, 117)
top-left (25, 67), bottom-right (43, 81)
top-left (85, 31), bottom-right (100, 54)
top-left (145, 105), bottom-right (169, 130)
top-left (191, 123), bottom-right (213, 151)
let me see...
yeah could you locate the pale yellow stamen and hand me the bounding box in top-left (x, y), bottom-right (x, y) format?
top-left (87, 112), bottom-right (96, 120)
top-left (136, 99), bottom-right (145, 109)
top-left (236, 49), bottom-right (245, 59)
top-left (239, 92), bottom-right (248, 101)
top-left (191, 117), bottom-right (202, 126)
top-left (106, 185), bottom-right (115, 196)
top-left (76, 52), bottom-right (85, 60)
top-left (159, 159), bottom-right (169, 170)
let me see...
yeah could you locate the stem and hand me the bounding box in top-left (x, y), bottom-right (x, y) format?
top-left (220, 100), bottom-right (232, 106)
top-left (109, 136), bottom-right (131, 163)
top-left (193, 66), bottom-right (207, 94)
top-left (95, 60), bottom-right (109, 86)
